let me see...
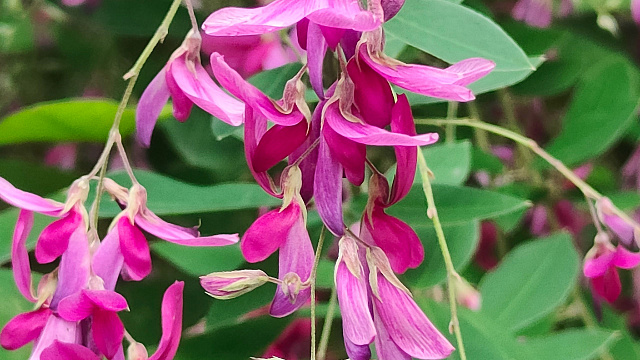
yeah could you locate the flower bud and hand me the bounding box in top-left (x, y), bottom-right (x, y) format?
top-left (200, 270), bottom-right (269, 300)
top-left (127, 342), bottom-right (148, 360)
top-left (453, 277), bottom-right (481, 311)
top-left (281, 272), bottom-right (303, 304)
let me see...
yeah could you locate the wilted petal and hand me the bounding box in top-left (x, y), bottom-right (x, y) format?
top-left (170, 56), bottom-right (244, 126)
top-left (0, 308), bottom-right (51, 350)
top-left (210, 53), bottom-right (304, 126)
top-left (323, 120), bottom-right (366, 185)
top-left (307, 22), bottom-right (328, 98)
top-left (136, 67), bottom-right (171, 147)
top-left (136, 211), bottom-right (239, 247)
top-left (50, 226), bottom-right (90, 310)
top-left (612, 246), bottom-right (640, 269)
top-left (41, 341), bottom-right (101, 360)
top-left (93, 309), bottom-right (125, 359)
top-left (12, 210), bottom-right (36, 302)
top-left (241, 203), bottom-right (300, 262)
top-left (388, 94), bottom-right (418, 205)
top-left (365, 208), bottom-right (423, 273)
top-left (336, 262), bottom-right (375, 345)
top-left (253, 120), bottom-right (309, 172)
top-left (348, 57), bottom-right (394, 129)
top-left (92, 227), bottom-right (125, 291)
top-left (325, 102), bottom-right (439, 146)
top-left (0, 177), bottom-right (64, 216)
top-left (148, 281), bottom-right (184, 360)
top-left (373, 273), bottom-right (455, 359)
top-left (270, 213), bottom-right (314, 317)
top-left (35, 209), bottom-right (83, 264)
top-left (314, 135), bottom-right (344, 236)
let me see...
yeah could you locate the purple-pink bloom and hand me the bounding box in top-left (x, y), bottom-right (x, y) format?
top-left (597, 197), bottom-right (640, 248)
top-left (584, 241), bottom-right (640, 303)
top-left (633, 0), bottom-right (640, 24)
top-left (512, 0), bottom-right (573, 28)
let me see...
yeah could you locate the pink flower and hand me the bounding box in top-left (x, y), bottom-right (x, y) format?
top-left (44, 144), bottom-right (78, 170)
top-left (240, 166), bottom-right (314, 317)
top-left (335, 236), bottom-right (454, 360)
top-left (512, 0), bottom-right (573, 28)
top-left (633, 0), bottom-right (640, 25)
top-left (623, 144), bottom-right (640, 191)
top-left (597, 197), bottom-right (640, 248)
top-left (584, 241), bottom-right (640, 303)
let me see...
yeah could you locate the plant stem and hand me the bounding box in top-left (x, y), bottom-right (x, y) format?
top-left (316, 287), bottom-right (337, 360)
top-left (466, 102), bottom-right (490, 152)
top-left (416, 148), bottom-right (467, 360)
top-left (445, 101), bottom-right (458, 143)
top-left (310, 226), bottom-right (326, 360)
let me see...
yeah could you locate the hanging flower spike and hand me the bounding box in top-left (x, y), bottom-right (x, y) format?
top-left (584, 237), bottom-right (640, 303)
top-left (136, 30), bottom-right (244, 147)
top-left (240, 166), bottom-right (315, 317)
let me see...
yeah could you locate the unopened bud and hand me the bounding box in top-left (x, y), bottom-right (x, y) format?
top-left (200, 270), bottom-right (269, 300)
top-left (281, 272), bottom-right (303, 303)
top-left (127, 342), bottom-right (148, 360)
top-left (453, 277), bottom-right (481, 311)
top-left (103, 178), bottom-right (129, 203)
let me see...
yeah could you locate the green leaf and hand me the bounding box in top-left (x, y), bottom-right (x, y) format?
top-left (420, 141), bottom-right (471, 185)
top-left (520, 329), bottom-right (618, 360)
top-left (0, 269), bottom-right (35, 360)
top-left (0, 99), bottom-right (136, 145)
top-left (479, 233), bottom-right (580, 332)
top-left (384, 0), bottom-right (536, 96)
top-left (151, 243), bottom-right (245, 277)
top-left (93, 0), bottom-right (190, 37)
top-left (544, 57), bottom-right (640, 166)
top-left (388, 184), bottom-right (531, 226)
top-left (405, 221), bottom-right (479, 288)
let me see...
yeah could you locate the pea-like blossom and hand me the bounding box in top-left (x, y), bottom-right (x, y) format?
top-left (584, 237), bottom-right (640, 303)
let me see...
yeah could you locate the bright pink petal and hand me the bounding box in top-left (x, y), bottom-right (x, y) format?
top-left (136, 67), bottom-right (171, 147)
top-left (374, 273), bottom-right (455, 358)
top-left (244, 106), bottom-right (280, 197)
top-left (445, 58), bottom-right (497, 86)
top-left (253, 120), bottom-right (309, 172)
top-left (12, 210), bottom-right (36, 302)
top-left (170, 56), bottom-right (244, 126)
top-left (314, 135), bottom-right (344, 236)
top-left (148, 281), bottom-right (184, 360)
top-left (241, 204), bottom-right (300, 263)
top-left (57, 292), bottom-right (95, 322)
top-left (307, 22), bottom-right (328, 98)
top-left (0, 308), bottom-right (51, 350)
top-left (590, 268), bottom-right (621, 304)
top-left (28, 315), bottom-right (79, 360)
top-left (165, 61), bottom-right (194, 122)
top-left (210, 53), bottom-right (304, 126)
top-left (35, 209), bottom-right (83, 264)
top-left (92, 227), bottom-right (125, 291)
top-left (584, 249), bottom-right (615, 278)
top-left (348, 57), bottom-right (394, 129)
top-left (318, 25), bottom-right (344, 50)
top-left (92, 309), bottom-right (125, 359)
top-left (336, 262), bottom-right (375, 345)
top-left (270, 213), bottom-right (314, 317)
top-left (325, 102), bottom-right (439, 146)
top-left (388, 94), bottom-right (418, 205)
top-left (612, 246), bottom-right (640, 269)
top-left (372, 305), bottom-right (412, 360)
top-left (0, 177), bottom-right (64, 216)
top-left (365, 209), bottom-right (423, 273)
top-left (41, 341), bottom-right (101, 360)
top-left (306, 0), bottom-right (381, 32)
top-left (118, 217), bottom-right (152, 282)
top-left (83, 290), bottom-right (129, 312)
top-left (50, 226), bottom-right (90, 309)
top-left (135, 211), bottom-right (239, 247)
top-left (323, 120), bottom-right (366, 185)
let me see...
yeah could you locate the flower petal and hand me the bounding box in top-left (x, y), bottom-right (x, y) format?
top-left (270, 213), bottom-right (314, 317)
top-left (612, 246), bottom-right (640, 269)
top-left (348, 57), bottom-right (394, 129)
top-left (325, 102), bottom-right (439, 146)
top-left (252, 120), bottom-right (310, 172)
top-left (306, 0), bottom-right (381, 31)
top-left (0, 308), bottom-right (51, 350)
top-left (35, 209), bottom-right (83, 264)
top-left (372, 305), bottom-right (412, 360)
top-left (0, 177), bottom-right (64, 216)
top-left (41, 341), bottom-right (101, 360)
top-left (289, 105), bottom-right (321, 203)
top-left (307, 22), bottom-right (328, 98)
top-left (590, 268), bottom-right (621, 304)
top-left (336, 262), bottom-right (375, 345)
top-left (365, 208), bottom-right (423, 273)
top-left (50, 226), bottom-right (90, 310)
top-left (170, 56), bottom-right (244, 126)
top-left (148, 281), bottom-right (184, 360)
top-left (512, 0), bottom-right (552, 28)
top-left (136, 67), bottom-right (171, 147)
top-left (165, 60), bottom-right (194, 122)
top-left (135, 211), bottom-right (239, 247)
top-left (343, 327), bottom-right (372, 360)
top-left (388, 94), bottom-right (418, 205)
top-left (12, 210), bottom-right (36, 302)
top-left (118, 217), bottom-right (152, 282)
top-left (314, 135), bottom-right (344, 236)
top-left (373, 273), bottom-right (455, 359)
top-left (57, 292), bottom-right (95, 322)
top-left (244, 106), bottom-right (280, 196)
top-left (210, 52), bottom-right (304, 126)
top-left (381, 0), bottom-right (405, 21)
top-left (83, 290), bottom-right (129, 312)
top-left (92, 309), bottom-right (125, 359)
top-left (92, 227), bottom-right (125, 291)
top-left (584, 248), bottom-right (615, 278)
top-left (28, 315), bottom-right (79, 360)
top-left (241, 204), bottom-right (300, 263)
top-left (323, 120), bottom-right (366, 185)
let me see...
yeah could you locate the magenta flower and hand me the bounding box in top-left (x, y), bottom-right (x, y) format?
top-left (240, 166), bottom-right (314, 317)
top-left (335, 236), bottom-right (454, 360)
top-left (512, 0), bottom-right (573, 28)
top-left (584, 241), bottom-right (640, 303)
top-left (136, 32), bottom-right (244, 147)
top-left (93, 182), bottom-right (239, 290)
top-left (597, 197), bottom-right (640, 248)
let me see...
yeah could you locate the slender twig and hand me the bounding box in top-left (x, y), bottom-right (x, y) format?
top-left (310, 227), bottom-right (327, 360)
top-left (316, 287), bottom-right (337, 360)
top-left (416, 148), bottom-right (467, 360)
top-left (445, 101), bottom-right (458, 143)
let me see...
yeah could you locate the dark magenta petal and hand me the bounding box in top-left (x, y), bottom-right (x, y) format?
top-left (12, 210), bottom-right (36, 302)
top-left (348, 57), bottom-right (394, 129)
top-left (92, 309), bottom-right (125, 359)
top-left (290, 104), bottom-right (321, 203)
top-left (166, 60), bottom-right (194, 122)
top-left (590, 268), bottom-right (621, 304)
top-left (241, 203), bottom-right (301, 263)
top-left (148, 281), bottom-right (184, 360)
top-left (319, 25), bottom-right (345, 50)
top-left (388, 94), bottom-right (418, 205)
top-left (244, 106), bottom-right (280, 197)
top-left (323, 122), bottom-right (366, 186)
top-left (343, 327), bottom-right (372, 360)
top-left (253, 120), bottom-right (309, 172)
top-left (296, 17), bottom-right (310, 50)
top-left (35, 209), bottom-right (83, 264)
top-left (118, 217), bottom-right (151, 282)
top-left (314, 135), bottom-right (344, 236)
top-left (365, 208), bottom-right (423, 273)
top-left (41, 341), bottom-right (101, 360)
top-left (381, 0), bottom-right (405, 21)
top-left (0, 308), bottom-right (51, 350)
top-left (307, 22), bottom-right (328, 98)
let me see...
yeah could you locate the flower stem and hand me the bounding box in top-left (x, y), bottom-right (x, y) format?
top-left (416, 148), bottom-right (467, 360)
top-left (310, 226), bottom-right (326, 360)
top-left (316, 287), bottom-right (337, 360)
top-left (445, 101), bottom-right (458, 143)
